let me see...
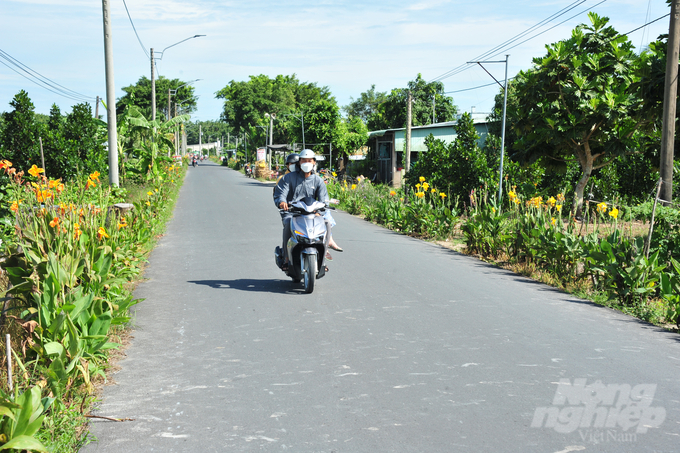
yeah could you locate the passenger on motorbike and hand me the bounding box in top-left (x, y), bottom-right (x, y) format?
top-left (274, 150), bottom-right (342, 268)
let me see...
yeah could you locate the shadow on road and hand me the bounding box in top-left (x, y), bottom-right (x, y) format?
top-left (187, 278), bottom-right (305, 294)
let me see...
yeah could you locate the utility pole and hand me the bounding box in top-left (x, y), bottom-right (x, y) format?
top-left (150, 48), bottom-right (156, 122)
top-left (661, 0), bottom-right (680, 205)
top-left (432, 95), bottom-right (435, 124)
top-left (95, 95), bottom-right (100, 118)
top-left (102, 0), bottom-right (118, 187)
top-left (199, 124), bottom-right (202, 155)
top-left (405, 91), bottom-right (412, 176)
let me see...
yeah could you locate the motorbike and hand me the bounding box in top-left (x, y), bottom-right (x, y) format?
top-left (192, 158), bottom-right (197, 167)
top-left (275, 197), bottom-right (330, 293)
top-left (245, 166), bottom-right (253, 178)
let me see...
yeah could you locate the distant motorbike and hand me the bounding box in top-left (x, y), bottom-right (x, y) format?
top-left (192, 158), bottom-right (197, 167)
top-left (275, 197), bottom-right (330, 293)
top-left (245, 166), bottom-right (253, 178)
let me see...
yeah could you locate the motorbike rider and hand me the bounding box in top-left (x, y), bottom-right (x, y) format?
top-left (274, 150), bottom-right (342, 269)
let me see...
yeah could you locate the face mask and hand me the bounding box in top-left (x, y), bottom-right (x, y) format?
top-left (288, 164), bottom-right (296, 172)
top-left (300, 162), bottom-right (314, 173)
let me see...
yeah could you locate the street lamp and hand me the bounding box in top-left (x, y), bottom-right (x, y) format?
top-left (168, 79), bottom-right (200, 156)
top-left (150, 35), bottom-right (205, 122)
top-left (467, 55), bottom-right (509, 204)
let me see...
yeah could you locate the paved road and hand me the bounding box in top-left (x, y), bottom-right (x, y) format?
top-left (84, 161), bottom-right (680, 452)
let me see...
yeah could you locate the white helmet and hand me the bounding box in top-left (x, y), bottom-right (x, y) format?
top-left (298, 149), bottom-right (316, 160)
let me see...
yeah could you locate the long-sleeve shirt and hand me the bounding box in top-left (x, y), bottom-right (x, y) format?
top-left (273, 170), bottom-right (329, 208)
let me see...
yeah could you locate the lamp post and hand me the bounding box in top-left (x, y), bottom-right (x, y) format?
top-left (151, 35), bottom-right (205, 122)
top-left (467, 55), bottom-right (509, 204)
top-left (168, 79), bottom-right (201, 156)
top-left (264, 112), bottom-right (276, 169)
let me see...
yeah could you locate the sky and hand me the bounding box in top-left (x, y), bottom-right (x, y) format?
top-left (0, 0), bottom-right (670, 126)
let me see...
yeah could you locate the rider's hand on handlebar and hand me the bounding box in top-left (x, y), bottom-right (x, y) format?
top-left (279, 201), bottom-right (289, 211)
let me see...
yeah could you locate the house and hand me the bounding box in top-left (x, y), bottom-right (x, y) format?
top-left (368, 113), bottom-right (490, 186)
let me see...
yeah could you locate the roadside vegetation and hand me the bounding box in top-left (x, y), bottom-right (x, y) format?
top-left (0, 96), bottom-right (186, 451)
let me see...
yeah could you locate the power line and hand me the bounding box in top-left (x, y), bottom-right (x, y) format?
top-left (441, 13), bottom-right (669, 97)
top-left (0, 48), bottom-right (95, 102)
top-left (429, 0), bottom-right (596, 83)
top-left (122, 0), bottom-right (149, 59)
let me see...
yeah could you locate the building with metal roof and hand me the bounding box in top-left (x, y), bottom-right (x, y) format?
top-left (368, 113), bottom-right (491, 186)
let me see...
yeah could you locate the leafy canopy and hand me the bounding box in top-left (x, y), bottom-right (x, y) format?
top-left (509, 13), bottom-right (647, 214)
top-left (117, 76), bottom-right (198, 120)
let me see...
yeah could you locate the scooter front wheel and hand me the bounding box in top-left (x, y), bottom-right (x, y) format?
top-left (303, 254), bottom-right (317, 293)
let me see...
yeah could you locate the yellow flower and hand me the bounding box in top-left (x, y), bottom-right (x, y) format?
top-left (508, 190), bottom-right (516, 199)
top-left (28, 165), bottom-right (44, 177)
top-left (609, 207), bottom-right (619, 219)
top-left (155, 188), bottom-right (158, 193)
top-left (492, 207), bottom-right (496, 214)
top-left (431, 188), bottom-right (436, 194)
top-left (332, 172), bottom-right (337, 177)
top-left (145, 201), bottom-right (151, 206)
top-left (513, 197), bottom-right (520, 205)
top-left (351, 184), bottom-right (357, 190)
top-left (419, 176), bottom-right (425, 183)
top-left (0, 160), bottom-right (12, 171)
top-left (597, 202), bottom-right (607, 214)
top-left (389, 190), bottom-right (396, 196)
top-left (422, 182), bottom-right (430, 191)
top-left (556, 193), bottom-right (565, 202)
top-left (556, 204), bottom-right (562, 213)
top-left (49, 217), bottom-right (60, 228)
top-left (415, 192), bottom-right (425, 199)
top-left (118, 220), bottom-right (128, 230)
top-left (97, 227), bottom-right (109, 240)
top-left (439, 192), bottom-right (446, 199)
top-left (74, 223), bottom-right (82, 240)
top-left (147, 191), bottom-right (153, 196)
top-left (547, 196), bottom-right (556, 207)
top-left (415, 183), bottom-right (421, 189)
top-left (551, 217), bottom-right (556, 226)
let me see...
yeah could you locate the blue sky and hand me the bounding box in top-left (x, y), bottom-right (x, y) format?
top-left (0, 0), bottom-right (669, 124)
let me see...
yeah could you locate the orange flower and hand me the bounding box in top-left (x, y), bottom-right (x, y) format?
top-left (56, 183), bottom-right (65, 193)
top-left (117, 220), bottom-right (128, 230)
top-left (89, 171), bottom-right (100, 182)
top-left (9, 201), bottom-right (19, 212)
top-left (97, 227), bottom-right (109, 240)
top-left (49, 217), bottom-right (60, 228)
top-left (74, 223), bottom-right (82, 240)
top-left (28, 165), bottom-right (45, 177)
top-left (0, 160), bottom-right (12, 171)
top-left (389, 190), bottom-right (396, 196)
top-left (86, 179), bottom-right (97, 189)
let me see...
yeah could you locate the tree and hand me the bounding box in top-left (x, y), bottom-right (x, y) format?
top-left (368, 74), bottom-right (457, 131)
top-left (0, 90), bottom-right (41, 171)
top-left (216, 74), bottom-right (334, 145)
top-left (510, 13), bottom-right (648, 216)
top-left (344, 85), bottom-right (387, 123)
top-left (117, 76), bottom-right (198, 120)
top-left (406, 113), bottom-right (492, 200)
top-left (334, 116), bottom-right (369, 171)
top-left (185, 120), bottom-right (232, 145)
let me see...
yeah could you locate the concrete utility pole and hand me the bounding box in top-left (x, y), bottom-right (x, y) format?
top-left (405, 91), bottom-right (412, 175)
top-left (95, 95), bottom-right (99, 118)
top-left (150, 48), bottom-right (156, 122)
top-left (102, 0), bottom-right (118, 187)
top-left (661, 0), bottom-right (680, 205)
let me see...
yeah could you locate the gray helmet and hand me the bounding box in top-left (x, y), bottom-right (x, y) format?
top-left (298, 149), bottom-right (316, 160)
top-left (285, 153), bottom-right (300, 165)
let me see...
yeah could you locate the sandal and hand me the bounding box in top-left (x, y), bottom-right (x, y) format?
top-left (328, 244), bottom-right (343, 252)
top-left (325, 252), bottom-right (333, 261)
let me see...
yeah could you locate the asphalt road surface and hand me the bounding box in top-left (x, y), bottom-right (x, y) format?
top-left (84, 161), bottom-right (680, 452)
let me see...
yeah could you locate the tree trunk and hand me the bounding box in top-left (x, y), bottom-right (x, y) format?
top-left (573, 144), bottom-right (594, 219)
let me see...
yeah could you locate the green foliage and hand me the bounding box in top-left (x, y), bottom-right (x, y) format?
top-left (343, 85), bottom-right (388, 124)
top-left (630, 202), bottom-right (680, 263)
top-left (509, 13), bottom-right (648, 215)
top-left (406, 113), bottom-right (492, 201)
top-left (0, 91), bottom-right (107, 183)
top-left (0, 386), bottom-right (50, 452)
top-left (116, 76), bottom-right (198, 120)
top-left (216, 74), bottom-right (333, 142)
top-left (367, 74), bottom-right (457, 130)
top-left (326, 177), bottom-right (458, 240)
